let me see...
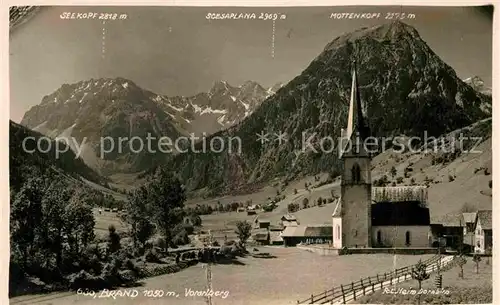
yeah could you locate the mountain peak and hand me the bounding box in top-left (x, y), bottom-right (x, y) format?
top-left (210, 80), bottom-right (232, 93)
top-left (324, 21), bottom-right (421, 52)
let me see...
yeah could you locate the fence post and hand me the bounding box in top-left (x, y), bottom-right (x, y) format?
top-left (341, 284), bottom-right (345, 304)
top-left (361, 278), bottom-right (365, 295)
top-left (352, 282), bottom-right (356, 300)
top-left (311, 294), bottom-right (314, 303)
top-left (376, 274), bottom-right (380, 283)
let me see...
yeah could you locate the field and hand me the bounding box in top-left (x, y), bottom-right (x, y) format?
top-left (11, 247), bottom-right (433, 305)
top-left (92, 209), bottom-right (128, 238)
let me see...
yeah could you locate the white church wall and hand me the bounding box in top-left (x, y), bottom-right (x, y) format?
top-left (341, 184), bottom-right (372, 247)
top-left (332, 217), bottom-right (342, 248)
top-left (372, 226), bottom-right (431, 248)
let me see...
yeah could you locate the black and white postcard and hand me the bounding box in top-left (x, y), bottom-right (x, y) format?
top-left (5, 3), bottom-right (495, 304)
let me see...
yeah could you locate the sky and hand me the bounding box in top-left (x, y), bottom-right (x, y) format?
top-left (9, 6), bottom-right (493, 122)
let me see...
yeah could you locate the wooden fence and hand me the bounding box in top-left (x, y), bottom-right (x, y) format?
top-left (297, 254), bottom-right (456, 304)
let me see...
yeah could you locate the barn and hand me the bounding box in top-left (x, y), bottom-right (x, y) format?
top-left (281, 224), bottom-right (332, 247)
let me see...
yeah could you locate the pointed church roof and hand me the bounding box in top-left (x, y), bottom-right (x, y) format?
top-left (345, 61), bottom-right (370, 141)
top-left (340, 62), bottom-right (371, 158)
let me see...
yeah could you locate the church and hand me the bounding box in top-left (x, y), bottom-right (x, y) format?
top-left (331, 63), bottom-right (431, 249)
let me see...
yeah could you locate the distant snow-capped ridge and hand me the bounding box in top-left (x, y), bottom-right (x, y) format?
top-left (463, 76), bottom-right (491, 96)
top-left (24, 76), bottom-right (277, 140)
top-left (20, 77), bottom-right (280, 174)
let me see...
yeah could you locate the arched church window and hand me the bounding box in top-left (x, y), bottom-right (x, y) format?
top-left (336, 225), bottom-right (341, 240)
top-left (405, 231), bottom-right (411, 246)
top-left (376, 230), bottom-right (381, 244)
top-left (351, 163), bottom-right (361, 183)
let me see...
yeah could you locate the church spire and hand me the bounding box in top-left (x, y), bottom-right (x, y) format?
top-left (345, 61), bottom-right (369, 141)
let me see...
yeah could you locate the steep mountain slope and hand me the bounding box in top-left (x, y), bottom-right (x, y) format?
top-left (9, 120), bottom-right (107, 190)
top-left (21, 78), bottom-right (181, 174)
top-left (21, 78), bottom-right (272, 174)
top-left (168, 21), bottom-right (491, 194)
top-left (370, 118), bottom-right (492, 217)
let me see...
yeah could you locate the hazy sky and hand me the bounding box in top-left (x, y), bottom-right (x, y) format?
top-left (9, 6), bottom-right (492, 122)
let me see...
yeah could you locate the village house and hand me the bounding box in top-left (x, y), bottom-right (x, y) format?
top-left (281, 224), bottom-right (332, 247)
top-left (462, 212), bottom-right (477, 248)
top-left (257, 219), bottom-right (271, 229)
top-left (252, 228), bottom-right (270, 245)
top-left (429, 214), bottom-right (464, 250)
top-left (474, 210), bottom-right (492, 254)
top-left (269, 228), bottom-right (284, 245)
top-left (331, 64), bottom-right (431, 249)
top-left (280, 214), bottom-right (299, 228)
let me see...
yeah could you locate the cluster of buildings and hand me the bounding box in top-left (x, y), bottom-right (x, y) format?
top-left (432, 210), bottom-right (493, 254)
top-left (251, 214), bottom-right (334, 247)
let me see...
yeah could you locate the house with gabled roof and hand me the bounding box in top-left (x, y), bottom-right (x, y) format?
top-left (280, 213), bottom-right (299, 228)
top-left (474, 210), bottom-right (492, 254)
top-left (282, 224), bottom-right (332, 247)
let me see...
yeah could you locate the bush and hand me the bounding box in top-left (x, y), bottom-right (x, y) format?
top-left (374, 175), bottom-right (390, 187)
top-left (107, 225), bottom-right (121, 255)
top-left (145, 249), bottom-right (162, 263)
top-left (448, 175), bottom-right (455, 182)
top-left (396, 177), bottom-right (404, 184)
top-left (302, 198), bottom-right (309, 209)
top-left (390, 166), bottom-right (397, 177)
top-left (188, 214), bottom-right (202, 226)
top-left (288, 202), bottom-right (299, 213)
top-left (124, 259), bottom-right (141, 275)
top-left (68, 270), bottom-right (109, 290)
top-left (173, 231), bottom-right (190, 246)
top-left (118, 269), bottom-right (137, 284)
top-left (339, 247), bottom-right (351, 255)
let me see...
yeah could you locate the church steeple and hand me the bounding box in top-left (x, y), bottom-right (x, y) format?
top-left (346, 61), bottom-right (370, 141)
top-left (340, 61), bottom-right (371, 158)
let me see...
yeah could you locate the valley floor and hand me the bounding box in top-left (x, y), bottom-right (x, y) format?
top-left (10, 247), bottom-right (432, 305)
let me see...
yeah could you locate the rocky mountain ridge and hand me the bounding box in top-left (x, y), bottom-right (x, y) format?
top-left (21, 78), bottom-right (276, 174)
top-left (167, 21), bottom-right (491, 195)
